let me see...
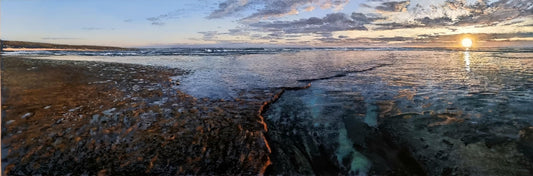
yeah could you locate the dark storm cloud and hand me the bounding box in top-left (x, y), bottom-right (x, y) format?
top-left (249, 12), bottom-right (376, 34)
top-left (207, 0), bottom-right (349, 20)
top-left (375, 1), bottom-right (409, 12)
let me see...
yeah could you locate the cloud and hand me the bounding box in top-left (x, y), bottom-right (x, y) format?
top-left (207, 0), bottom-right (531, 33)
top-left (416, 16), bottom-right (453, 26)
top-left (338, 35), bottom-right (349, 38)
top-left (369, 0), bottom-right (533, 30)
top-left (304, 6), bottom-right (316, 11)
top-left (372, 22), bottom-right (424, 30)
top-left (318, 32), bottom-right (533, 45)
top-left (198, 0), bottom-right (532, 45)
top-left (207, 0), bottom-right (253, 19)
top-left (501, 20), bottom-right (525, 26)
top-left (449, 0), bottom-right (528, 26)
top-left (375, 1), bottom-right (409, 12)
top-left (149, 21), bottom-right (165, 26)
top-left (41, 37), bottom-right (81, 40)
top-left (198, 31), bottom-right (219, 40)
top-left (320, 0), bottom-right (350, 10)
top-left (146, 10), bottom-right (185, 25)
top-left (207, 0), bottom-right (350, 20)
top-left (245, 32), bottom-right (303, 41)
top-left (249, 12), bottom-right (376, 34)
top-left (421, 32), bottom-right (533, 42)
top-left (315, 35), bottom-right (418, 46)
top-left (226, 29), bottom-right (250, 36)
top-left (197, 29), bottom-right (253, 41)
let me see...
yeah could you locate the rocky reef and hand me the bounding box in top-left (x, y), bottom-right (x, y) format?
top-left (1, 57), bottom-right (273, 175)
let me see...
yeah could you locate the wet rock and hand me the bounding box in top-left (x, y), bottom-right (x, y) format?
top-left (6, 120), bottom-right (15, 125)
top-left (69, 106), bottom-right (82, 112)
top-left (21, 112), bottom-right (33, 119)
top-left (102, 108), bottom-right (116, 116)
top-left (91, 114), bottom-right (100, 124)
top-left (56, 118), bottom-right (64, 124)
top-left (132, 85), bottom-right (141, 91)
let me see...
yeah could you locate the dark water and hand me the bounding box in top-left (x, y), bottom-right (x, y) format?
top-left (10, 49), bottom-right (533, 175)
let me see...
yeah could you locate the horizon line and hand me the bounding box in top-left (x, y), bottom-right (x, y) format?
top-left (2, 40), bottom-right (533, 50)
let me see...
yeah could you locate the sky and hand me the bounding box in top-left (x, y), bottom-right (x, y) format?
top-left (1, 0), bottom-right (532, 47)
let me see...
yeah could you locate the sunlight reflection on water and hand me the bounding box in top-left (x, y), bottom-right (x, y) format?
top-left (464, 51), bottom-right (471, 72)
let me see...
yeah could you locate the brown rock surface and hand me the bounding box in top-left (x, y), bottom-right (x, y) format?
top-left (1, 57), bottom-right (273, 175)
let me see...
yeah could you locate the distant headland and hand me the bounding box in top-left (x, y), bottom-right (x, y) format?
top-left (0, 40), bottom-right (131, 51)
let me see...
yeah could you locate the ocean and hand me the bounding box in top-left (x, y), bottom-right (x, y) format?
top-left (2, 48), bottom-right (533, 175)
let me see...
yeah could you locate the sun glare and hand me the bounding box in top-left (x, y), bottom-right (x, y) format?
top-left (462, 38), bottom-right (473, 48)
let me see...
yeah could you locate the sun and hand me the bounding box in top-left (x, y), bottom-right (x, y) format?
top-left (461, 38), bottom-right (473, 48)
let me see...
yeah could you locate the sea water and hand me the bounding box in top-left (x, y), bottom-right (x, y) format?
top-left (10, 48), bottom-right (533, 174)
